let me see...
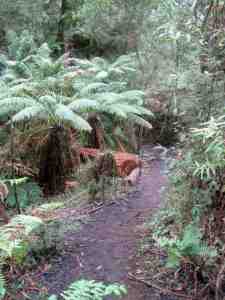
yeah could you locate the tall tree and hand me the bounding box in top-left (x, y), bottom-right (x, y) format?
top-left (57, 0), bottom-right (69, 52)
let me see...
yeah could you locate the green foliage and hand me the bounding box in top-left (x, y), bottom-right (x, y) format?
top-left (6, 30), bottom-right (37, 61)
top-left (155, 222), bottom-right (217, 268)
top-left (191, 117), bottom-right (225, 180)
top-left (164, 116), bottom-right (225, 223)
top-left (0, 41), bottom-right (152, 150)
top-left (0, 214), bottom-right (44, 298)
top-left (0, 42), bottom-right (92, 132)
top-left (77, 0), bottom-right (155, 54)
top-left (0, 0), bottom-right (60, 46)
top-left (0, 270), bottom-right (6, 300)
top-left (6, 181), bottom-right (42, 209)
top-left (50, 279), bottom-right (127, 300)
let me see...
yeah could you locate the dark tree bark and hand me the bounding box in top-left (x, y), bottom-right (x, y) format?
top-left (57, 0), bottom-right (69, 52)
top-left (39, 125), bottom-right (73, 195)
top-left (87, 113), bottom-right (105, 150)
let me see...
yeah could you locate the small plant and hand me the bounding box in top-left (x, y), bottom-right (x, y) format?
top-left (0, 214), bottom-right (44, 299)
top-left (6, 180), bottom-right (42, 209)
top-left (155, 223), bottom-right (217, 268)
top-left (190, 117), bottom-right (225, 180)
top-left (49, 279), bottom-right (127, 300)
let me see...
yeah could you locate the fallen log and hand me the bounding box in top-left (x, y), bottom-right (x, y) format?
top-left (124, 167), bottom-right (141, 186)
top-left (114, 152), bottom-right (141, 177)
top-left (79, 148), bottom-right (142, 178)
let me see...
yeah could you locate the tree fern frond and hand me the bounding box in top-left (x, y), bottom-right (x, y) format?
top-left (134, 106), bottom-right (154, 117)
top-left (69, 99), bottom-right (99, 112)
top-left (91, 57), bottom-right (108, 67)
top-left (108, 81), bottom-right (127, 91)
top-left (10, 215), bottom-right (43, 235)
top-left (8, 78), bottom-right (31, 87)
top-left (73, 79), bottom-right (90, 92)
top-left (39, 95), bottom-right (57, 106)
top-left (80, 82), bottom-right (109, 96)
top-left (128, 114), bottom-right (153, 129)
top-left (55, 104), bottom-right (91, 132)
top-left (119, 90), bottom-right (145, 105)
top-left (95, 92), bottom-right (121, 104)
top-left (95, 70), bottom-right (109, 80)
top-left (114, 103), bottom-right (142, 115)
top-left (119, 66), bottom-right (136, 73)
top-left (74, 58), bottom-right (94, 69)
top-left (12, 105), bottom-right (45, 123)
top-left (36, 43), bottom-right (51, 59)
top-left (111, 54), bottom-right (134, 68)
top-left (0, 97), bottom-right (36, 116)
top-left (103, 106), bottom-right (127, 118)
top-left (108, 67), bottom-right (125, 76)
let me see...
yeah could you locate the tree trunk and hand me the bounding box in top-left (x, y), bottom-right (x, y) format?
top-left (87, 113), bottom-right (105, 150)
top-left (39, 125), bottom-right (73, 195)
top-left (57, 0), bottom-right (69, 52)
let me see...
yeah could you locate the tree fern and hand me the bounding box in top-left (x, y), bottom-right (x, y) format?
top-left (0, 91), bottom-right (91, 131)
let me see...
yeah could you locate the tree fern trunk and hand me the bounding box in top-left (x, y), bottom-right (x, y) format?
top-left (87, 113), bottom-right (105, 150)
top-left (39, 125), bottom-right (71, 195)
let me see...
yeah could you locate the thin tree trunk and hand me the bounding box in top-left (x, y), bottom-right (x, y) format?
top-left (39, 125), bottom-right (68, 195)
top-left (57, 0), bottom-right (69, 52)
top-left (10, 120), bottom-right (21, 214)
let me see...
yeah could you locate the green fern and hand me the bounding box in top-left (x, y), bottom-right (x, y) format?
top-left (49, 280), bottom-right (127, 300)
top-left (0, 269), bottom-right (6, 300)
top-left (156, 223), bottom-right (217, 268)
top-left (0, 214), bottom-right (44, 299)
top-left (0, 42), bottom-right (153, 151)
top-left (0, 92), bottom-right (91, 132)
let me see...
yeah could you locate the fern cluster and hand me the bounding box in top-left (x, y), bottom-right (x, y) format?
top-left (0, 214), bottom-right (44, 299)
top-left (0, 40), bottom-right (152, 148)
top-left (155, 222), bottom-right (217, 268)
top-left (49, 279), bottom-right (127, 300)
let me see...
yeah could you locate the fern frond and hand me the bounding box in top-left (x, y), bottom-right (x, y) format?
top-left (103, 106), bottom-right (127, 118)
top-left (111, 54), bottom-right (134, 68)
top-left (91, 57), bottom-right (108, 68)
top-left (0, 97), bottom-right (36, 117)
top-left (128, 114), bottom-right (153, 129)
top-left (60, 279), bottom-right (127, 300)
top-left (95, 70), bottom-right (109, 80)
top-left (55, 104), bottom-right (91, 131)
top-left (12, 105), bottom-right (45, 123)
top-left (119, 90), bottom-right (145, 104)
top-left (10, 215), bottom-right (43, 235)
top-left (80, 82), bottom-right (109, 96)
top-left (74, 58), bottom-right (94, 69)
top-left (69, 99), bottom-right (99, 112)
top-left (198, 243), bottom-right (217, 259)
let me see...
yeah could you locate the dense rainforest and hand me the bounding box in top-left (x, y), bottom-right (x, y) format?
top-left (0, 0), bottom-right (225, 299)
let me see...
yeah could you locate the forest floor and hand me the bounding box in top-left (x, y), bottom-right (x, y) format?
top-left (31, 145), bottom-right (173, 300)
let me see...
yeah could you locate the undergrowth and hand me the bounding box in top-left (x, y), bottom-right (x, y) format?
top-left (141, 117), bottom-right (225, 298)
top-left (49, 280), bottom-right (127, 300)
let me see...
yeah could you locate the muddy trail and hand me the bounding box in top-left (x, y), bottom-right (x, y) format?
top-left (38, 145), bottom-right (172, 299)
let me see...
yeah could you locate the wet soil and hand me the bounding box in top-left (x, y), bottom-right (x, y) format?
top-left (37, 145), bottom-right (172, 299)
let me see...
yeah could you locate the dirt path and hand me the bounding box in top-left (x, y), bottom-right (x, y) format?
top-left (39, 145), bottom-right (170, 299)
